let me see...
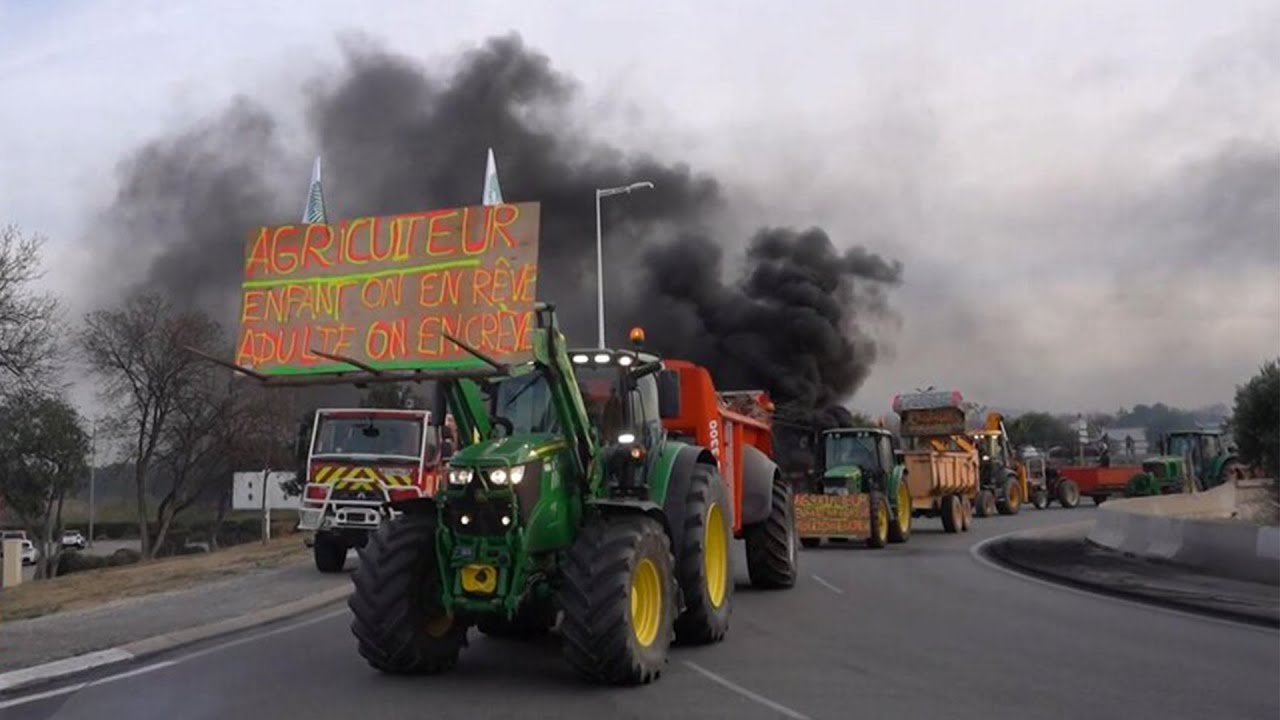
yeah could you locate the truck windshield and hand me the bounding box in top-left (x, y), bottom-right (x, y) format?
top-left (494, 373), bottom-right (561, 435)
top-left (825, 434), bottom-right (878, 470)
top-left (312, 417), bottom-right (425, 458)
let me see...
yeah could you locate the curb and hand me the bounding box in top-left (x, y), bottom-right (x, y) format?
top-left (1087, 482), bottom-right (1280, 585)
top-left (974, 524), bottom-right (1279, 629)
top-left (0, 585), bottom-right (351, 694)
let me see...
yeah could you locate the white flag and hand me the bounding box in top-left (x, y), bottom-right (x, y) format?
top-left (303, 156), bottom-right (327, 223)
top-left (482, 147), bottom-right (504, 205)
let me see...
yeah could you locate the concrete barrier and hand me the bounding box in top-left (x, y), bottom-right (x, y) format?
top-left (1087, 479), bottom-right (1279, 585)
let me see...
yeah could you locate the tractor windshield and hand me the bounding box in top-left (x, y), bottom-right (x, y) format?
top-left (575, 367), bottom-right (661, 446)
top-left (576, 367), bottom-right (629, 443)
top-left (825, 434), bottom-right (879, 471)
top-left (312, 416), bottom-right (427, 459)
top-left (493, 373), bottom-right (562, 435)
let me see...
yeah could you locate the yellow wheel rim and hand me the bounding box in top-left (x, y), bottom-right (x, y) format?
top-left (705, 503), bottom-right (728, 608)
top-left (630, 557), bottom-right (663, 647)
top-left (875, 501), bottom-right (889, 541)
top-left (896, 484), bottom-right (911, 532)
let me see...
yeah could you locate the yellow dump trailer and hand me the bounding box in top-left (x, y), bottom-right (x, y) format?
top-left (892, 390), bottom-right (980, 533)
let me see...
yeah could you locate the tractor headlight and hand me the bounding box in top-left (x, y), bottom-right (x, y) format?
top-left (982, 455), bottom-right (991, 461)
top-left (449, 468), bottom-right (474, 486)
top-left (488, 464), bottom-right (528, 486)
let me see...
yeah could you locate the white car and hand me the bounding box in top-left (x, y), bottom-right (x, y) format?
top-left (61, 530), bottom-right (87, 550)
top-left (20, 540), bottom-right (37, 565)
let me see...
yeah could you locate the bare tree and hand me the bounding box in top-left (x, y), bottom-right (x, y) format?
top-left (0, 225), bottom-right (60, 395)
top-left (0, 391), bottom-right (89, 578)
top-left (79, 293), bottom-right (223, 558)
top-left (148, 371), bottom-right (237, 556)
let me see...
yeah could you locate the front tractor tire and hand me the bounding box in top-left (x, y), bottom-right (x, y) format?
top-left (744, 477), bottom-right (799, 589)
top-left (560, 513), bottom-right (676, 685)
top-left (313, 532), bottom-right (347, 573)
top-left (673, 464), bottom-right (734, 645)
top-left (348, 514), bottom-right (467, 674)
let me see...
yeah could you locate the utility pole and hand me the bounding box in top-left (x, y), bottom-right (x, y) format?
top-left (88, 422), bottom-right (98, 548)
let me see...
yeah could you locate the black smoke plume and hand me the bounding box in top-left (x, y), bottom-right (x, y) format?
top-left (94, 33), bottom-right (902, 446)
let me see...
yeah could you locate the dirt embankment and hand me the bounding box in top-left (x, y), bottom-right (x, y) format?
top-left (0, 536), bottom-right (309, 622)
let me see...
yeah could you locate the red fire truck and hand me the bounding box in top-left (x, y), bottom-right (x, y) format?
top-left (296, 408), bottom-right (446, 572)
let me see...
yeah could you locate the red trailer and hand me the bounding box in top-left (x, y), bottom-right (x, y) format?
top-left (1051, 465), bottom-right (1142, 505)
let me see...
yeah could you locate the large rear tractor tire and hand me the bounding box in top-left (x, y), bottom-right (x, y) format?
top-left (314, 532), bottom-right (347, 573)
top-left (941, 495), bottom-right (962, 533)
top-left (866, 491), bottom-right (890, 549)
top-left (744, 477), bottom-right (798, 589)
top-left (997, 478), bottom-right (1023, 515)
top-left (1056, 480), bottom-right (1081, 508)
top-left (560, 513), bottom-right (676, 685)
top-left (673, 464), bottom-right (734, 645)
top-left (887, 482), bottom-right (912, 544)
top-left (960, 496), bottom-right (972, 532)
top-left (349, 514), bottom-right (467, 674)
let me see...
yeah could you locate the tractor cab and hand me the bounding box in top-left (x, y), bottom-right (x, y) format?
top-left (567, 346), bottom-right (668, 451)
top-left (817, 428), bottom-right (898, 494)
top-left (1160, 429), bottom-right (1242, 489)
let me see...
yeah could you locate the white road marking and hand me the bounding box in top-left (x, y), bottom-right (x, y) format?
top-left (0, 607), bottom-right (349, 709)
top-left (0, 648), bottom-right (134, 692)
top-left (683, 660), bottom-right (811, 720)
top-left (809, 574), bottom-right (844, 595)
top-left (970, 531), bottom-right (1278, 635)
top-left (0, 661), bottom-right (175, 709)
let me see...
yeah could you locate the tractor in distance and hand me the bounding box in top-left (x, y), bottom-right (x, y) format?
top-left (792, 426), bottom-right (911, 549)
top-left (969, 411), bottom-right (1078, 515)
top-left (294, 408), bottom-right (444, 572)
top-left (1123, 429), bottom-right (1246, 497)
top-left (347, 308), bottom-right (795, 686)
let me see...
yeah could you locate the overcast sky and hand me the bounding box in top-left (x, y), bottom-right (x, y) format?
top-left (1, 0), bottom-right (1277, 417)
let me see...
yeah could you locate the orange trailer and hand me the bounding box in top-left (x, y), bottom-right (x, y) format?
top-left (660, 360), bottom-right (798, 586)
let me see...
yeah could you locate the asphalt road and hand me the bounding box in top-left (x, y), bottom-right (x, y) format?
top-left (5, 507), bottom-right (1278, 720)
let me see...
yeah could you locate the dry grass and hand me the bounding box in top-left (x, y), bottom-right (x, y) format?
top-left (0, 535), bottom-right (309, 622)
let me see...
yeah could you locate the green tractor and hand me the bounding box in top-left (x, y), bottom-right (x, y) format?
top-left (1124, 457), bottom-right (1189, 497)
top-left (348, 304), bottom-right (796, 685)
top-left (796, 427), bottom-right (912, 548)
top-left (1125, 430), bottom-right (1246, 497)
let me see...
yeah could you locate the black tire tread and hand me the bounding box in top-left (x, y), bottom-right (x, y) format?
top-left (559, 514), bottom-right (675, 685)
top-left (314, 533), bottom-right (347, 573)
top-left (348, 514), bottom-right (466, 674)
top-left (673, 465), bottom-right (733, 645)
top-left (744, 478), bottom-right (797, 589)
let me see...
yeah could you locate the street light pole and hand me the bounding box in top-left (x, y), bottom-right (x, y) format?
top-left (594, 181), bottom-right (655, 348)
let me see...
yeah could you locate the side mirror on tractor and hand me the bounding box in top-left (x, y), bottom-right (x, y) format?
top-left (657, 369), bottom-right (682, 419)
